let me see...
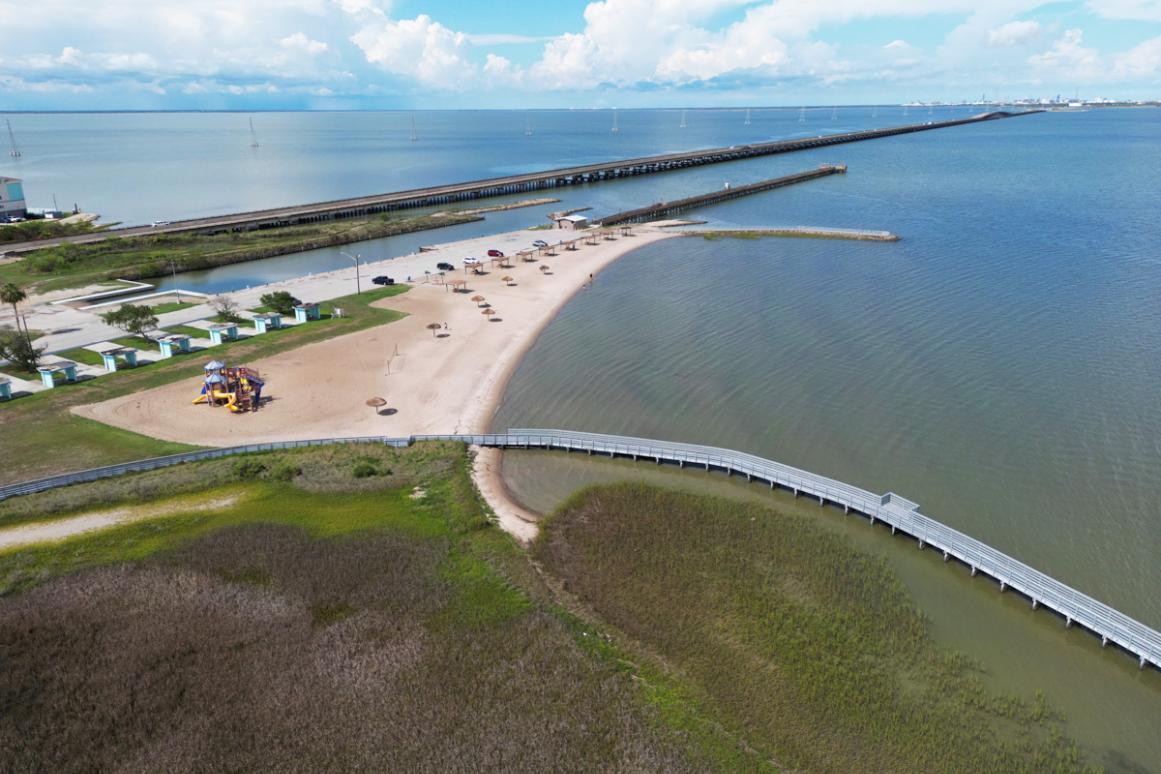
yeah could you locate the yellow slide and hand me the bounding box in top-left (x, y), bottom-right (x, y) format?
top-left (192, 390), bottom-right (239, 410)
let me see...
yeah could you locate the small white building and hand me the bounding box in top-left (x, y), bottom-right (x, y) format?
top-left (554, 214), bottom-right (589, 230)
top-left (0, 176), bottom-right (26, 219)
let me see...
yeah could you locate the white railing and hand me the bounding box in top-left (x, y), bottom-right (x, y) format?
top-left (1, 426), bottom-right (1156, 670)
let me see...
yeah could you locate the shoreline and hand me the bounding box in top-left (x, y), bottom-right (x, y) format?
top-left (73, 224), bottom-right (682, 447)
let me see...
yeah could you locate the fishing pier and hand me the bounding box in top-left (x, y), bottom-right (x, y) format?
top-left (598, 164), bottom-right (845, 225)
top-left (5, 111), bottom-right (1037, 254)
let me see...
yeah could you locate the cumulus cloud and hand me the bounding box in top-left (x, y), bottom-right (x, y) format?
top-left (1029, 28), bottom-right (1102, 79)
top-left (1112, 33), bottom-right (1161, 76)
top-left (349, 13), bottom-right (474, 85)
top-left (1085, 0), bottom-right (1161, 22)
top-left (280, 32), bottom-right (328, 55)
top-left (987, 20), bottom-right (1041, 46)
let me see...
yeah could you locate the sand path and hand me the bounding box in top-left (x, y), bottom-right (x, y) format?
top-left (0, 493), bottom-right (242, 551)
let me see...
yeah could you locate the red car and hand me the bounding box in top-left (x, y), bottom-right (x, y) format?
top-left (486, 249), bottom-right (504, 258)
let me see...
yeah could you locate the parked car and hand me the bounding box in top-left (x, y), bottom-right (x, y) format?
top-left (532, 239), bottom-right (549, 248)
top-left (487, 249), bottom-right (504, 257)
top-left (371, 275), bottom-right (394, 286)
top-left (462, 257), bottom-right (482, 265)
top-left (436, 261), bottom-right (455, 271)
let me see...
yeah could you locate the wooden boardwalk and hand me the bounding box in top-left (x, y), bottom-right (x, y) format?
top-left (6, 420), bottom-right (1150, 672)
top-left (4, 111), bottom-right (1038, 254)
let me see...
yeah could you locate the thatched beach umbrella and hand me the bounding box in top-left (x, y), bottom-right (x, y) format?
top-left (482, 308), bottom-right (497, 320)
top-left (501, 275), bottom-right (514, 286)
top-left (470, 294), bottom-right (486, 307)
top-left (426, 322), bottom-right (442, 337)
top-left (366, 397), bottom-right (387, 415)
top-left (539, 264), bottom-right (550, 273)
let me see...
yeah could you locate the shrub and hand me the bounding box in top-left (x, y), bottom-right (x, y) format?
top-left (209, 295), bottom-right (244, 323)
top-left (351, 460), bottom-right (379, 479)
top-left (100, 303), bottom-right (159, 341)
top-left (269, 463), bottom-right (302, 482)
top-left (259, 290), bottom-right (302, 316)
top-left (233, 459), bottom-right (267, 479)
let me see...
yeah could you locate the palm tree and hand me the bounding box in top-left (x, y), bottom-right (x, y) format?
top-left (0, 282), bottom-right (28, 339)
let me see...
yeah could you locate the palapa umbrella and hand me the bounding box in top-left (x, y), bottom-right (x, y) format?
top-left (539, 264), bottom-right (551, 273)
top-left (482, 308), bottom-right (498, 320)
top-left (470, 294), bottom-right (486, 307)
top-left (501, 275), bottom-right (514, 286)
top-left (366, 397), bottom-right (387, 415)
top-left (426, 322), bottom-right (443, 337)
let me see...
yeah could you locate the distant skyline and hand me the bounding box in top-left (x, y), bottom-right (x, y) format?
top-left (1, 1), bottom-right (1160, 110)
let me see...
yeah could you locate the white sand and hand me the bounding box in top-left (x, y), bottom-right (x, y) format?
top-left (75, 226), bottom-right (678, 444)
top-left (0, 493), bottom-right (242, 551)
top-left (70, 224), bottom-right (682, 543)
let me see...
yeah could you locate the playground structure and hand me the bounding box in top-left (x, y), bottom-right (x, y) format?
top-left (192, 360), bottom-right (265, 413)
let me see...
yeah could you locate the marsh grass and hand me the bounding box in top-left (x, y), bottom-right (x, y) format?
top-left (0, 445), bottom-right (703, 771)
top-left (536, 482), bottom-right (1097, 773)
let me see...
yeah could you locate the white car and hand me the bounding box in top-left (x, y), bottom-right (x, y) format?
top-left (462, 257), bottom-right (482, 265)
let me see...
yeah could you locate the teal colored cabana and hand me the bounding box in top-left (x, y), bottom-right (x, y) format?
top-left (293, 303), bottom-right (321, 323)
top-left (0, 377), bottom-right (11, 400)
top-left (158, 334), bottom-right (191, 358)
top-left (37, 361), bottom-right (78, 389)
top-left (99, 347), bottom-right (139, 372)
top-left (252, 313), bottom-right (282, 333)
top-left (207, 323), bottom-right (239, 345)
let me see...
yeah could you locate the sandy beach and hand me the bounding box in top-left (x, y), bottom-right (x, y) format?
top-left (75, 225), bottom-right (679, 444)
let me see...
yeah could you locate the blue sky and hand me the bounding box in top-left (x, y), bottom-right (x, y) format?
top-left (1, 0), bottom-right (1159, 109)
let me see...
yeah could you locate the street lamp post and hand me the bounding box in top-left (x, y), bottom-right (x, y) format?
top-left (340, 251), bottom-right (362, 295)
top-left (170, 260), bottom-right (181, 304)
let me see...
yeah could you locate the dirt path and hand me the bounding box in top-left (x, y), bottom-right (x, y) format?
top-left (0, 493), bottom-right (243, 551)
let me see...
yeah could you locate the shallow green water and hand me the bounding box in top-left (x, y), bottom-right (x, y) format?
top-left (500, 450), bottom-right (1161, 771)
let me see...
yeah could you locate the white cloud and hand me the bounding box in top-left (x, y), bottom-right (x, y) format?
top-left (884, 39), bottom-right (910, 49)
top-left (348, 13), bottom-right (475, 85)
top-left (1085, 0), bottom-right (1161, 21)
top-left (280, 32), bottom-right (328, 55)
top-left (1112, 34), bottom-right (1161, 77)
top-left (1029, 29), bottom-right (1102, 79)
top-left (987, 20), bottom-right (1041, 46)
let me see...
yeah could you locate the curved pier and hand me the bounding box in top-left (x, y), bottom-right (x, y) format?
top-left (6, 423), bottom-right (1149, 670)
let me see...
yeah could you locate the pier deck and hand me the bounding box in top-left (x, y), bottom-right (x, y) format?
top-left (3, 111), bottom-right (1039, 255)
top-left (1, 420), bottom-right (1156, 673)
top-left (598, 164), bottom-right (846, 225)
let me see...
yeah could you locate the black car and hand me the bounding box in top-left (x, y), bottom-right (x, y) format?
top-left (371, 275), bottom-right (395, 286)
top-left (436, 261), bottom-right (455, 272)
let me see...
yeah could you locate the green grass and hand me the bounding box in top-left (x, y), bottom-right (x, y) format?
top-left (110, 335), bottom-right (159, 350)
top-left (0, 218), bottom-right (100, 245)
top-left (0, 285), bottom-right (410, 485)
top-left (150, 300), bottom-right (197, 315)
top-left (536, 483), bottom-right (1096, 773)
top-left (1, 212), bottom-right (483, 293)
top-left (0, 444), bottom-right (706, 771)
top-left (163, 324), bottom-right (211, 339)
top-left (56, 347), bottom-right (106, 367)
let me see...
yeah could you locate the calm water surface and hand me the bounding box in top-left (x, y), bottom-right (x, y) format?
top-left (491, 109), bottom-right (1161, 768)
top-left (7, 107), bottom-right (1160, 766)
